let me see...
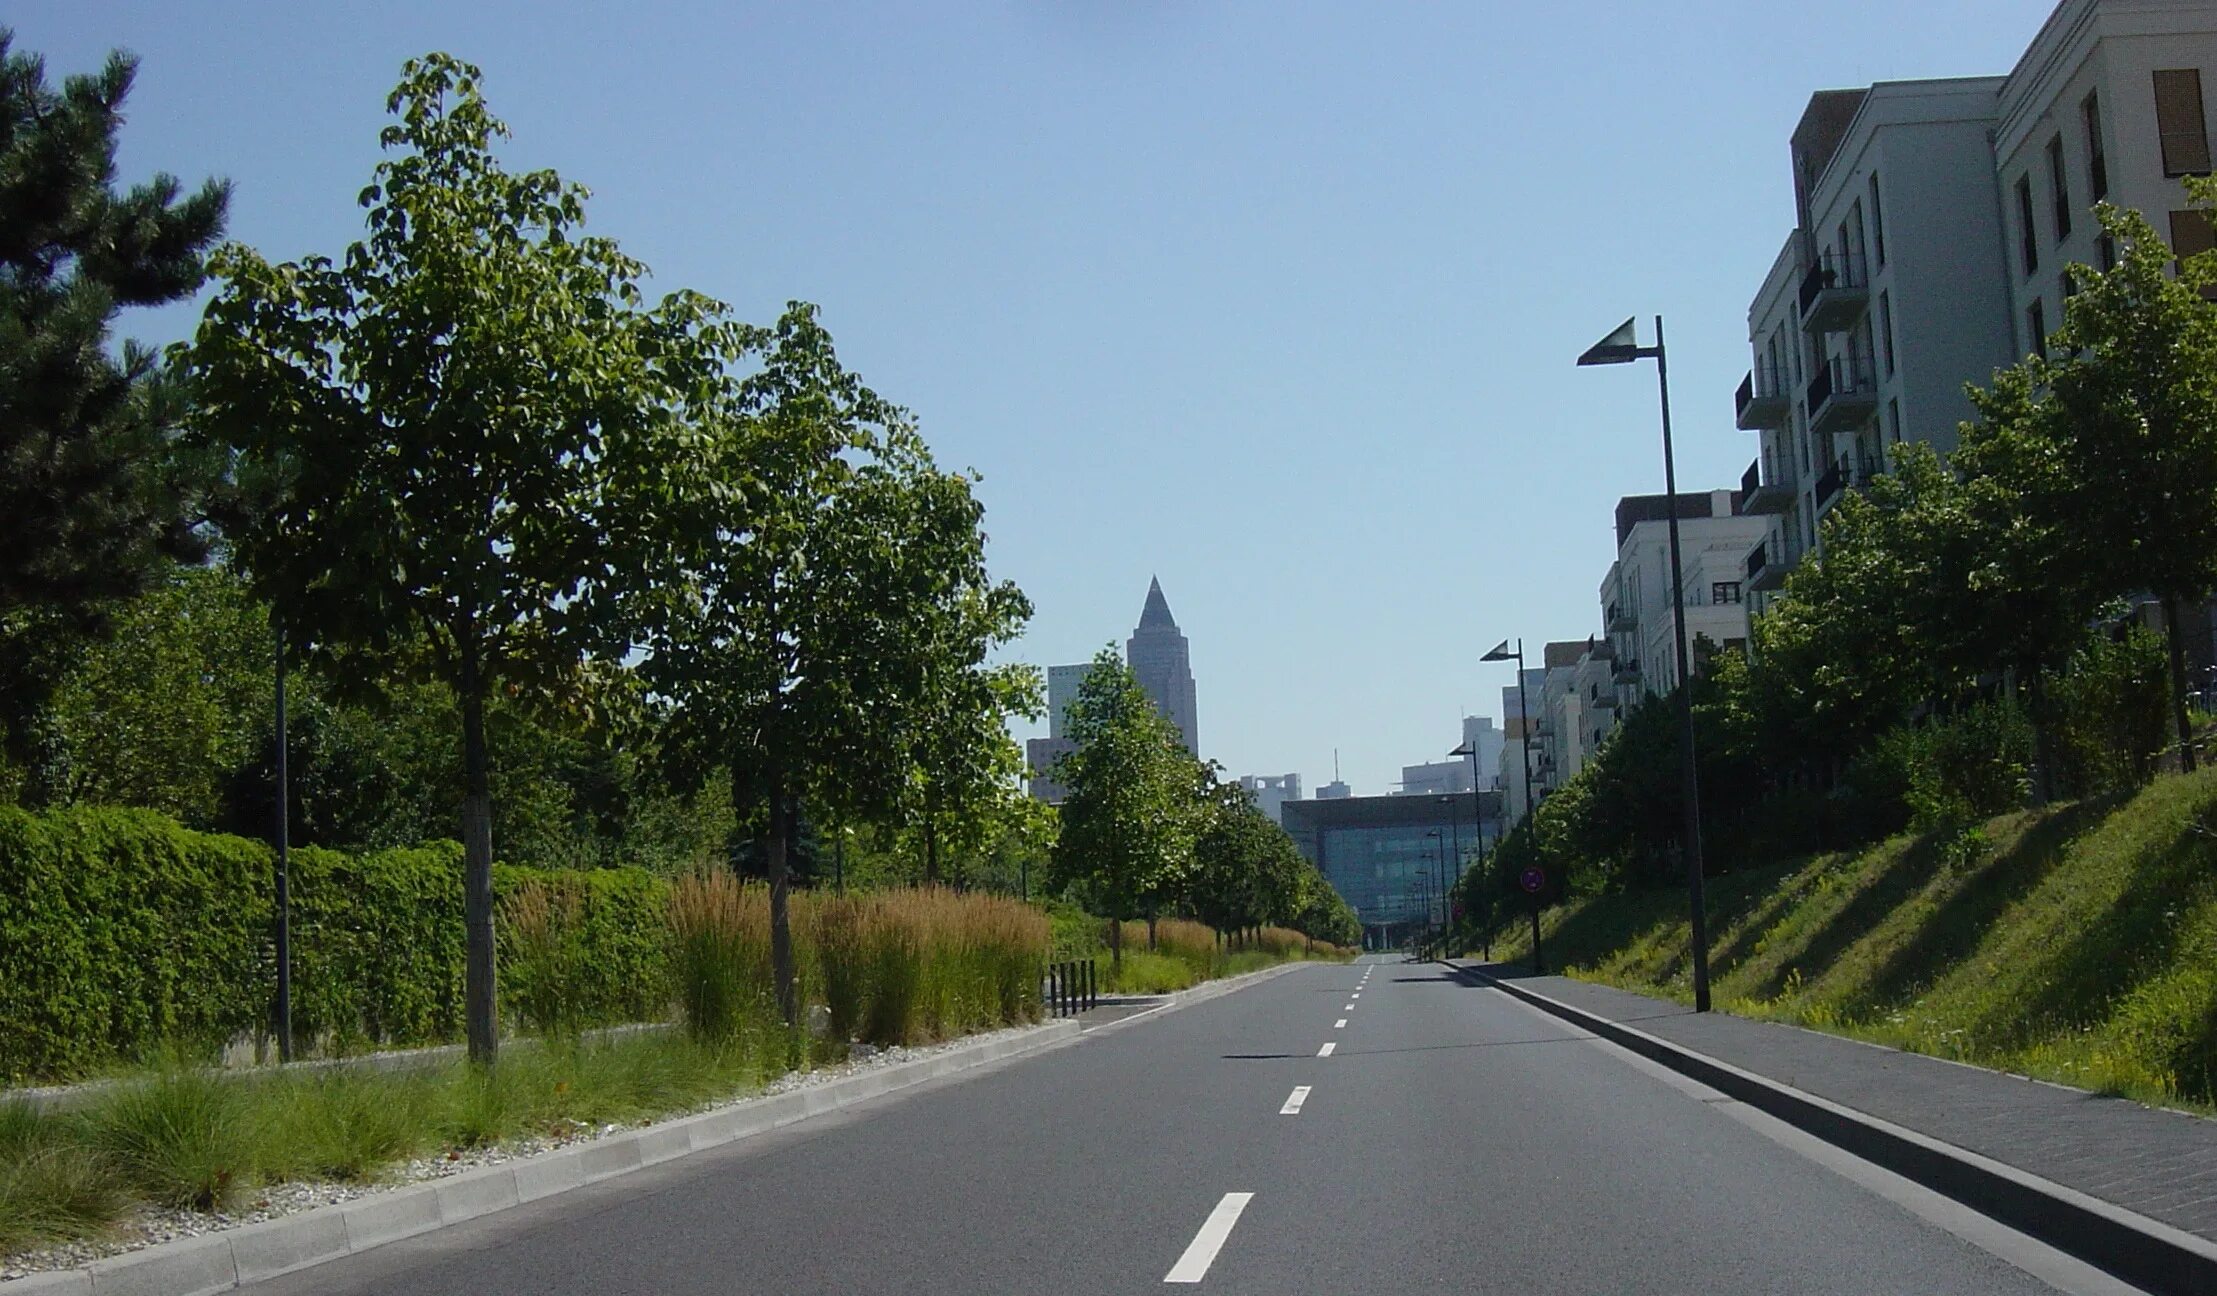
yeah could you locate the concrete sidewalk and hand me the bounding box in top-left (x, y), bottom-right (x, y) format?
top-left (1452, 961), bottom-right (2217, 1246)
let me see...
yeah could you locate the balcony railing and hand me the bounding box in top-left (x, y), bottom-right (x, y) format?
top-left (1612, 658), bottom-right (1642, 686)
top-left (1814, 457), bottom-right (1845, 509)
top-left (1738, 456), bottom-right (1793, 516)
top-left (1798, 249), bottom-right (1869, 334)
top-left (1805, 357), bottom-right (1880, 437)
top-left (1745, 541), bottom-right (1767, 584)
top-left (1606, 601), bottom-right (1635, 631)
top-left (1734, 361), bottom-right (1790, 430)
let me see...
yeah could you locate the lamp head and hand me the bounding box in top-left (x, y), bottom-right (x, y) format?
top-left (1481, 639), bottom-right (1514, 662)
top-left (1577, 316), bottom-right (1642, 366)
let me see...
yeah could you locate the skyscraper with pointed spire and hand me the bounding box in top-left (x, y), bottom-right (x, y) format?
top-left (1126, 576), bottom-right (1199, 757)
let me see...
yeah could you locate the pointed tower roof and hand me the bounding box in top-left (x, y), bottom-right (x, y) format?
top-left (1137, 576), bottom-right (1178, 631)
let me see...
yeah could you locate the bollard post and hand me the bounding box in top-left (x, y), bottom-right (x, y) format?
top-left (1054, 962), bottom-right (1066, 1016)
top-left (1085, 958), bottom-right (1097, 1009)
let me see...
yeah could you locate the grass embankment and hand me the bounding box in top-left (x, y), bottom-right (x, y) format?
top-left (1059, 918), bottom-right (1348, 994)
top-left (1474, 765), bottom-right (2217, 1112)
top-left (1, 878), bottom-right (1048, 1260)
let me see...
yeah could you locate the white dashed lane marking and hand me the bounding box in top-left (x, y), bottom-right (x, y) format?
top-left (1279, 1086), bottom-right (1310, 1115)
top-left (1164, 1193), bottom-right (1255, 1283)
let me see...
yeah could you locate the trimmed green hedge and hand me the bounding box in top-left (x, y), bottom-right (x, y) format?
top-left (0, 806), bottom-right (671, 1084)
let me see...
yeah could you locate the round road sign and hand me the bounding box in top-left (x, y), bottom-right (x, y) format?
top-left (1519, 867), bottom-right (1545, 895)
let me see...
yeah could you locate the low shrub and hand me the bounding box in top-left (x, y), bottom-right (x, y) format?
top-left (0, 1101), bottom-right (128, 1253)
top-left (84, 1069), bottom-right (257, 1211)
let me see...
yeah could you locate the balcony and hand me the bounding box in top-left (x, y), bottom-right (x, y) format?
top-left (1805, 357), bottom-right (1880, 438)
top-left (1747, 539), bottom-right (1788, 593)
top-left (1798, 249), bottom-right (1869, 335)
top-left (1814, 457), bottom-right (1845, 510)
top-left (1612, 658), bottom-right (1642, 686)
top-left (1734, 362), bottom-right (1790, 430)
top-left (1738, 457), bottom-right (1793, 516)
top-left (1606, 601), bottom-right (1636, 632)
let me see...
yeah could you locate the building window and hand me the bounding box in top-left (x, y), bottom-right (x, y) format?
top-left (2028, 299), bottom-right (2048, 361)
top-left (2016, 175), bottom-right (2039, 274)
top-left (1886, 397), bottom-right (1901, 446)
top-left (2048, 134), bottom-right (2072, 242)
top-left (1878, 290), bottom-right (1895, 376)
top-left (2155, 69), bottom-right (2212, 176)
top-left (2171, 208), bottom-right (2217, 261)
top-left (1868, 172), bottom-right (1886, 267)
top-left (2100, 232), bottom-right (2118, 271)
top-left (1712, 581), bottom-right (1742, 605)
top-left (2084, 91), bottom-right (2108, 201)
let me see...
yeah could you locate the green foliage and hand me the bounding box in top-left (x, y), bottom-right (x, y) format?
top-left (1869, 699), bottom-right (2034, 833)
top-left (0, 806), bottom-right (674, 1083)
top-left (1049, 650), bottom-right (1200, 954)
top-left (0, 1100), bottom-right (129, 1252)
top-left (2051, 629), bottom-right (2172, 797)
top-left (0, 33), bottom-right (230, 761)
top-left (86, 1068), bottom-right (255, 1211)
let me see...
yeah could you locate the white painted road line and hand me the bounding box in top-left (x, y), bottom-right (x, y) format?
top-left (1279, 1086), bottom-right (1311, 1115)
top-left (1317, 1042), bottom-right (1337, 1057)
top-left (1164, 1192), bottom-right (1255, 1283)
top-left (1334, 1018), bottom-right (1347, 1028)
top-left (1344, 1003), bottom-right (1355, 1012)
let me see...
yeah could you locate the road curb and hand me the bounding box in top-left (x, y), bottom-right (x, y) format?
top-left (1076, 957), bottom-right (1324, 1035)
top-left (1444, 961), bottom-right (2217, 1296)
top-left (3, 1020), bottom-right (1080, 1296)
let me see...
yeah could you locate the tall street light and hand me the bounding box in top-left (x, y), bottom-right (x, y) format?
top-left (1576, 315), bottom-right (1712, 1012)
top-left (1480, 639), bottom-right (1535, 829)
top-left (1448, 740), bottom-right (1487, 959)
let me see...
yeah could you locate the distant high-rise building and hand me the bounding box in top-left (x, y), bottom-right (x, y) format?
top-left (1046, 663), bottom-right (1091, 740)
top-left (1316, 780), bottom-right (1352, 800)
top-left (1237, 774), bottom-right (1302, 825)
top-left (1126, 577), bottom-right (1199, 756)
top-left (1024, 736), bottom-right (1075, 804)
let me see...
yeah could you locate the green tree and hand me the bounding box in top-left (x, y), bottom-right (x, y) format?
top-left (2040, 198), bottom-right (2217, 768)
top-left (639, 303), bottom-right (1009, 1024)
top-left (0, 33), bottom-right (229, 761)
top-left (1049, 649), bottom-right (1196, 968)
top-left (189, 55), bottom-right (722, 1062)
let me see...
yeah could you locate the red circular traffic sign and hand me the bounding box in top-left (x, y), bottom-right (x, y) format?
top-left (1519, 867), bottom-right (1545, 894)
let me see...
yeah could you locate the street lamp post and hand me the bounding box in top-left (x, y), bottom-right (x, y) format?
top-left (1577, 315), bottom-right (1712, 1013)
top-left (1481, 639), bottom-right (1535, 965)
top-left (1448, 739), bottom-right (1489, 959)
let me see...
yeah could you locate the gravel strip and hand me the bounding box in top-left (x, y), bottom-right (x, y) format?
top-left (0, 1022), bottom-right (1047, 1282)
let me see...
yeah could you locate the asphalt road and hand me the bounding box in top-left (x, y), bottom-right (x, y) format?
top-left (253, 955), bottom-right (2133, 1295)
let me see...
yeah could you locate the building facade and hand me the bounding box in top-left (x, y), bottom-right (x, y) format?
top-left (1045, 663), bottom-right (1092, 740)
top-left (1280, 791), bottom-right (1502, 948)
top-left (1600, 490), bottom-right (1765, 702)
top-left (1237, 773), bottom-right (1303, 825)
top-left (1733, 0), bottom-right (2217, 604)
top-left (1127, 577), bottom-right (1200, 757)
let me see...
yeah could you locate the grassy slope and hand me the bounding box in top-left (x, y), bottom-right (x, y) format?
top-left (1475, 766), bottom-right (2217, 1111)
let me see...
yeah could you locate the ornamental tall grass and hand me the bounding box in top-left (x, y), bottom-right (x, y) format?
top-left (668, 880), bottom-right (1048, 1050)
top-left (668, 872), bottom-right (777, 1049)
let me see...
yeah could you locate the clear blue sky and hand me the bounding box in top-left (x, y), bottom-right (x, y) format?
top-left (21, 1), bottom-right (2049, 795)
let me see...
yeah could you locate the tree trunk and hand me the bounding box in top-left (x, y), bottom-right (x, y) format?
top-left (2163, 595), bottom-right (2198, 773)
top-left (458, 645), bottom-right (498, 1067)
top-left (768, 789), bottom-right (799, 1027)
top-left (1146, 914), bottom-right (1157, 951)
top-left (2027, 670), bottom-right (2058, 807)
top-left (923, 805), bottom-right (939, 886)
top-left (1108, 914), bottom-right (1122, 970)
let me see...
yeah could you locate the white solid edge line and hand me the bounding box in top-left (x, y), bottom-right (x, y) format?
top-left (1279, 1086), bottom-right (1310, 1115)
top-left (1334, 1018), bottom-right (1347, 1028)
top-left (1317, 1041), bottom-right (1337, 1057)
top-left (1164, 1192), bottom-right (1256, 1283)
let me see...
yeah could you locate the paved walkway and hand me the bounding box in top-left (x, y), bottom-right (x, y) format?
top-left (1451, 961), bottom-right (2217, 1244)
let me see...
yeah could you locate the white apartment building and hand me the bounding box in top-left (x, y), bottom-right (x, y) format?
top-left (1534, 640), bottom-right (1594, 796)
top-left (1996, 0), bottom-right (2217, 356)
top-left (1600, 491), bottom-right (1767, 700)
top-left (1733, 0), bottom-right (2217, 598)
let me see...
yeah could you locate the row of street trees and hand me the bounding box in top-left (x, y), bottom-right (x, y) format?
top-left (1048, 649), bottom-right (1360, 960)
top-left (1468, 195), bottom-right (2217, 917)
top-left (6, 46), bottom-right (1040, 1064)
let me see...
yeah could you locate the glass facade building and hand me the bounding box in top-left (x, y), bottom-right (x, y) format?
top-left (1281, 791), bottom-right (1502, 948)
